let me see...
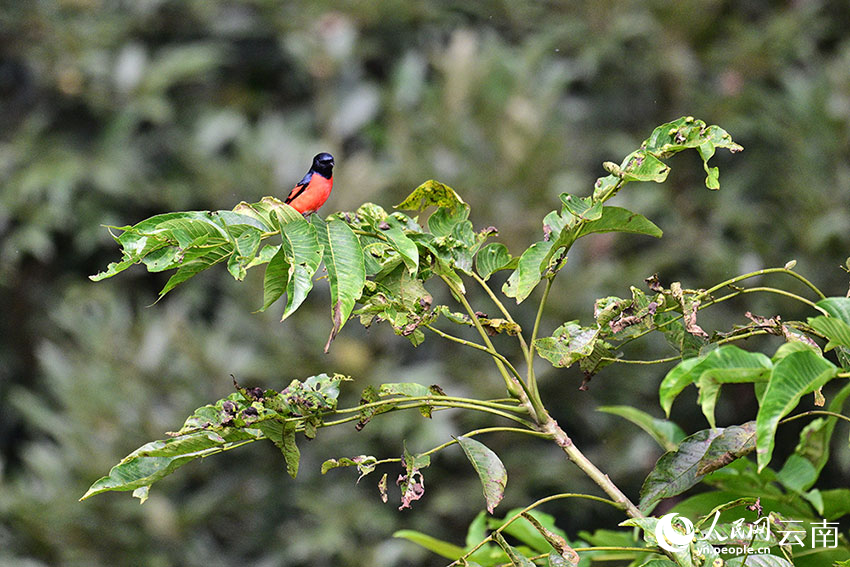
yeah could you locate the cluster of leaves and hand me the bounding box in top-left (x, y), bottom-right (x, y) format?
top-left (82, 373), bottom-right (348, 501)
top-left (86, 118), bottom-right (850, 566)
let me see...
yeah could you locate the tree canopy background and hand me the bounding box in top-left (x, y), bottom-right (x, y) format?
top-left (2, 1), bottom-right (849, 565)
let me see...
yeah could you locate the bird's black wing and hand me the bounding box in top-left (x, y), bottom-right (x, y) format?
top-left (285, 170), bottom-right (313, 204)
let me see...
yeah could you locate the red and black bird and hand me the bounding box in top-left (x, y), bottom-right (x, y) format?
top-left (285, 152), bottom-right (335, 215)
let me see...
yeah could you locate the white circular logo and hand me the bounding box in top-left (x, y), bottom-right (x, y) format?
top-left (655, 513), bottom-right (696, 552)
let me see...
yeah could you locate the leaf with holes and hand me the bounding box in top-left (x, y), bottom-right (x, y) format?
top-left (395, 179), bottom-right (466, 212)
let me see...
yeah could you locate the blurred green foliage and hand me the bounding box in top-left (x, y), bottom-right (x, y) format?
top-left (2, 1), bottom-right (849, 565)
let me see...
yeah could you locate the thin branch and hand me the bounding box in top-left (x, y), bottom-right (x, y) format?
top-left (526, 277), bottom-right (554, 411)
top-left (331, 394), bottom-right (528, 417)
top-left (695, 266), bottom-right (826, 301)
top-left (779, 410), bottom-right (850, 426)
top-left (322, 400), bottom-right (535, 429)
top-left (470, 271), bottom-right (530, 357)
top-left (715, 329), bottom-right (770, 345)
top-left (439, 274), bottom-right (541, 419)
top-left (600, 355), bottom-right (681, 365)
top-left (373, 426), bottom-right (552, 466)
top-left (731, 286), bottom-right (828, 314)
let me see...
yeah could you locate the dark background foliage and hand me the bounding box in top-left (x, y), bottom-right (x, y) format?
top-left (2, 1), bottom-right (849, 565)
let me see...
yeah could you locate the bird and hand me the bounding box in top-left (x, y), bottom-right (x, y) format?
top-left (285, 152), bottom-right (335, 215)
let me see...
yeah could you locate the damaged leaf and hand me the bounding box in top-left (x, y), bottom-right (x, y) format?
top-left (321, 455), bottom-right (378, 482)
top-left (456, 436), bottom-right (507, 514)
top-left (398, 445), bottom-right (430, 510)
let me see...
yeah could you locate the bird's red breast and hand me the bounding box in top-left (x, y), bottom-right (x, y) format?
top-left (286, 173), bottom-right (333, 215)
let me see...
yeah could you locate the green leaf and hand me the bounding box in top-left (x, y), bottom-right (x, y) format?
top-left (591, 117), bottom-right (741, 202)
top-left (92, 210), bottom-right (274, 295)
top-left (84, 374), bottom-right (346, 500)
top-left (815, 297), bottom-right (850, 322)
top-left (256, 420), bottom-right (301, 478)
top-left (639, 423), bottom-right (757, 514)
top-left (591, 173), bottom-right (621, 201)
top-left (466, 511), bottom-right (489, 548)
top-left (312, 216), bottom-right (366, 352)
top-left (578, 528), bottom-right (643, 549)
top-left (533, 321), bottom-right (599, 369)
top-left (245, 243), bottom-right (280, 269)
top-left (597, 406), bottom-right (686, 452)
top-left (502, 240), bottom-right (552, 303)
top-left (81, 428), bottom-right (260, 500)
top-left (476, 242), bottom-right (513, 280)
top-left (658, 346), bottom-right (772, 418)
top-left (158, 243), bottom-right (232, 297)
top-left (258, 245), bottom-right (290, 312)
top-left (654, 314), bottom-right (705, 359)
top-left (456, 436), bottom-right (507, 514)
top-left (821, 488), bottom-right (850, 520)
top-left (427, 204), bottom-right (470, 237)
top-left (756, 350), bottom-right (838, 471)
top-left (282, 421), bottom-right (300, 479)
top-left (503, 208), bottom-right (660, 305)
top-left (619, 150), bottom-right (671, 183)
top-left (808, 297), bottom-right (850, 359)
top-left (776, 453), bottom-right (817, 494)
top-left (694, 421), bottom-right (756, 476)
top-left (641, 117), bottom-right (743, 190)
top-left (576, 206), bottom-right (662, 239)
top-left (355, 261), bottom-right (434, 344)
top-left (379, 382), bottom-right (433, 397)
top-left (641, 430), bottom-right (724, 514)
top-left (807, 315), bottom-right (850, 351)
top-left (233, 196), bottom-right (291, 230)
top-left (395, 179), bottom-right (466, 212)
top-left (382, 219), bottom-right (419, 276)
top-left (379, 382), bottom-right (443, 417)
top-left (225, 224), bottom-right (263, 280)
top-left (559, 194), bottom-right (603, 221)
top-left (275, 205), bottom-right (323, 321)
top-left (393, 530), bottom-right (466, 560)
top-left (433, 254), bottom-right (465, 296)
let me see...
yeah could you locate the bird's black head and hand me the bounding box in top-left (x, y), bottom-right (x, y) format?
top-left (312, 152), bottom-right (334, 177)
